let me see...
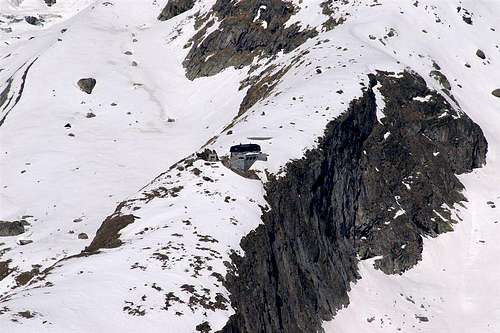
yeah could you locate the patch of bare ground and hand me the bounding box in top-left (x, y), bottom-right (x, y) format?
top-left (0, 260), bottom-right (12, 281)
top-left (15, 268), bottom-right (39, 286)
top-left (84, 214), bottom-right (136, 253)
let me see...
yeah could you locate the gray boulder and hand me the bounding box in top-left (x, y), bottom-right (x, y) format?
top-left (492, 89), bottom-right (500, 98)
top-left (430, 70), bottom-right (451, 90)
top-left (77, 78), bottom-right (97, 94)
top-left (78, 233), bottom-right (89, 240)
top-left (25, 16), bottom-right (42, 26)
top-left (0, 220), bottom-right (25, 237)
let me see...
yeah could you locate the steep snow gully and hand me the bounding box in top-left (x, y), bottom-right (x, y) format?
top-left (0, 0), bottom-right (499, 332)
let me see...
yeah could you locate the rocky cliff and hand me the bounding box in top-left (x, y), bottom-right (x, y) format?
top-left (180, 0), bottom-right (317, 80)
top-left (221, 71), bottom-right (487, 333)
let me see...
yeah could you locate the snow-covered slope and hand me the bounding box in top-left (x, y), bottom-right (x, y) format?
top-left (0, 0), bottom-right (499, 332)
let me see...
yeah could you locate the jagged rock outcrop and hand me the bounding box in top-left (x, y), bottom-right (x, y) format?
top-left (492, 88), bottom-right (500, 98)
top-left (44, 0), bottom-right (56, 6)
top-left (222, 87), bottom-right (373, 333)
top-left (77, 78), bottom-right (96, 94)
top-left (158, 0), bottom-right (195, 21)
top-left (430, 69), bottom-right (451, 91)
top-left (221, 71), bottom-right (487, 333)
top-left (25, 16), bottom-right (43, 26)
top-left (183, 0), bottom-right (317, 80)
top-left (356, 72), bottom-right (487, 273)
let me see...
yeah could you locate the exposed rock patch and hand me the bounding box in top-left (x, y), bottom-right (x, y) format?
top-left (183, 0), bottom-right (317, 80)
top-left (25, 16), bottom-right (43, 26)
top-left (0, 220), bottom-right (26, 237)
top-left (15, 268), bottom-right (39, 286)
top-left (221, 71), bottom-right (487, 333)
top-left (430, 70), bottom-right (451, 91)
top-left (158, 0), bottom-right (196, 21)
top-left (356, 72), bottom-right (486, 273)
top-left (237, 49), bottom-right (308, 115)
top-left (84, 213), bottom-right (135, 253)
top-left (320, 0), bottom-right (347, 31)
top-left (78, 233), bottom-right (89, 240)
top-left (0, 59), bottom-right (38, 127)
top-left (492, 89), bottom-right (500, 98)
top-left (458, 7), bottom-right (473, 25)
top-left (77, 78), bottom-right (97, 94)
top-left (0, 260), bottom-right (12, 281)
top-left (0, 79), bottom-right (12, 110)
top-left (239, 64), bottom-right (290, 115)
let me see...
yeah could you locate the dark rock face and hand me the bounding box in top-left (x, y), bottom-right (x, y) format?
top-left (25, 16), bottom-right (43, 26)
top-left (221, 71), bottom-right (487, 333)
top-left (0, 79), bottom-right (12, 110)
top-left (0, 260), bottom-right (12, 281)
top-left (84, 213), bottom-right (135, 252)
top-left (183, 0), bottom-right (317, 80)
top-left (77, 78), bottom-right (97, 94)
top-left (0, 220), bottom-right (25, 237)
top-left (356, 72), bottom-right (487, 273)
top-left (492, 89), bottom-right (500, 98)
top-left (430, 70), bottom-right (451, 91)
top-left (44, 0), bottom-right (56, 6)
top-left (78, 232), bottom-right (89, 240)
top-left (158, 0), bottom-right (195, 21)
top-left (1, 58), bottom-right (38, 128)
top-left (18, 239), bottom-right (33, 246)
top-left (222, 87), bottom-right (373, 333)
top-left (239, 63), bottom-right (293, 116)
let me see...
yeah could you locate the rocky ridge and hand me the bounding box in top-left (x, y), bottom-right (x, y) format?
top-left (180, 0), bottom-right (318, 80)
top-left (221, 70), bottom-right (487, 332)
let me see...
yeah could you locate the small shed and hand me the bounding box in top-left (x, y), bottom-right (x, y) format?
top-left (229, 143), bottom-right (267, 171)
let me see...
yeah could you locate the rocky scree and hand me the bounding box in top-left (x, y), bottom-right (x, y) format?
top-left (182, 0), bottom-right (317, 80)
top-left (221, 70), bottom-right (487, 333)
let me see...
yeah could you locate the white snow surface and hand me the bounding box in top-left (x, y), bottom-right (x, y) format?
top-left (0, 0), bottom-right (499, 332)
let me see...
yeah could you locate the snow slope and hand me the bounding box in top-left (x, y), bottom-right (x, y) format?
top-left (0, 0), bottom-right (499, 332)
top-left (1, 0), bottom-right (247, 272)
top-left (324, 1), bottom-right (500, 332)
